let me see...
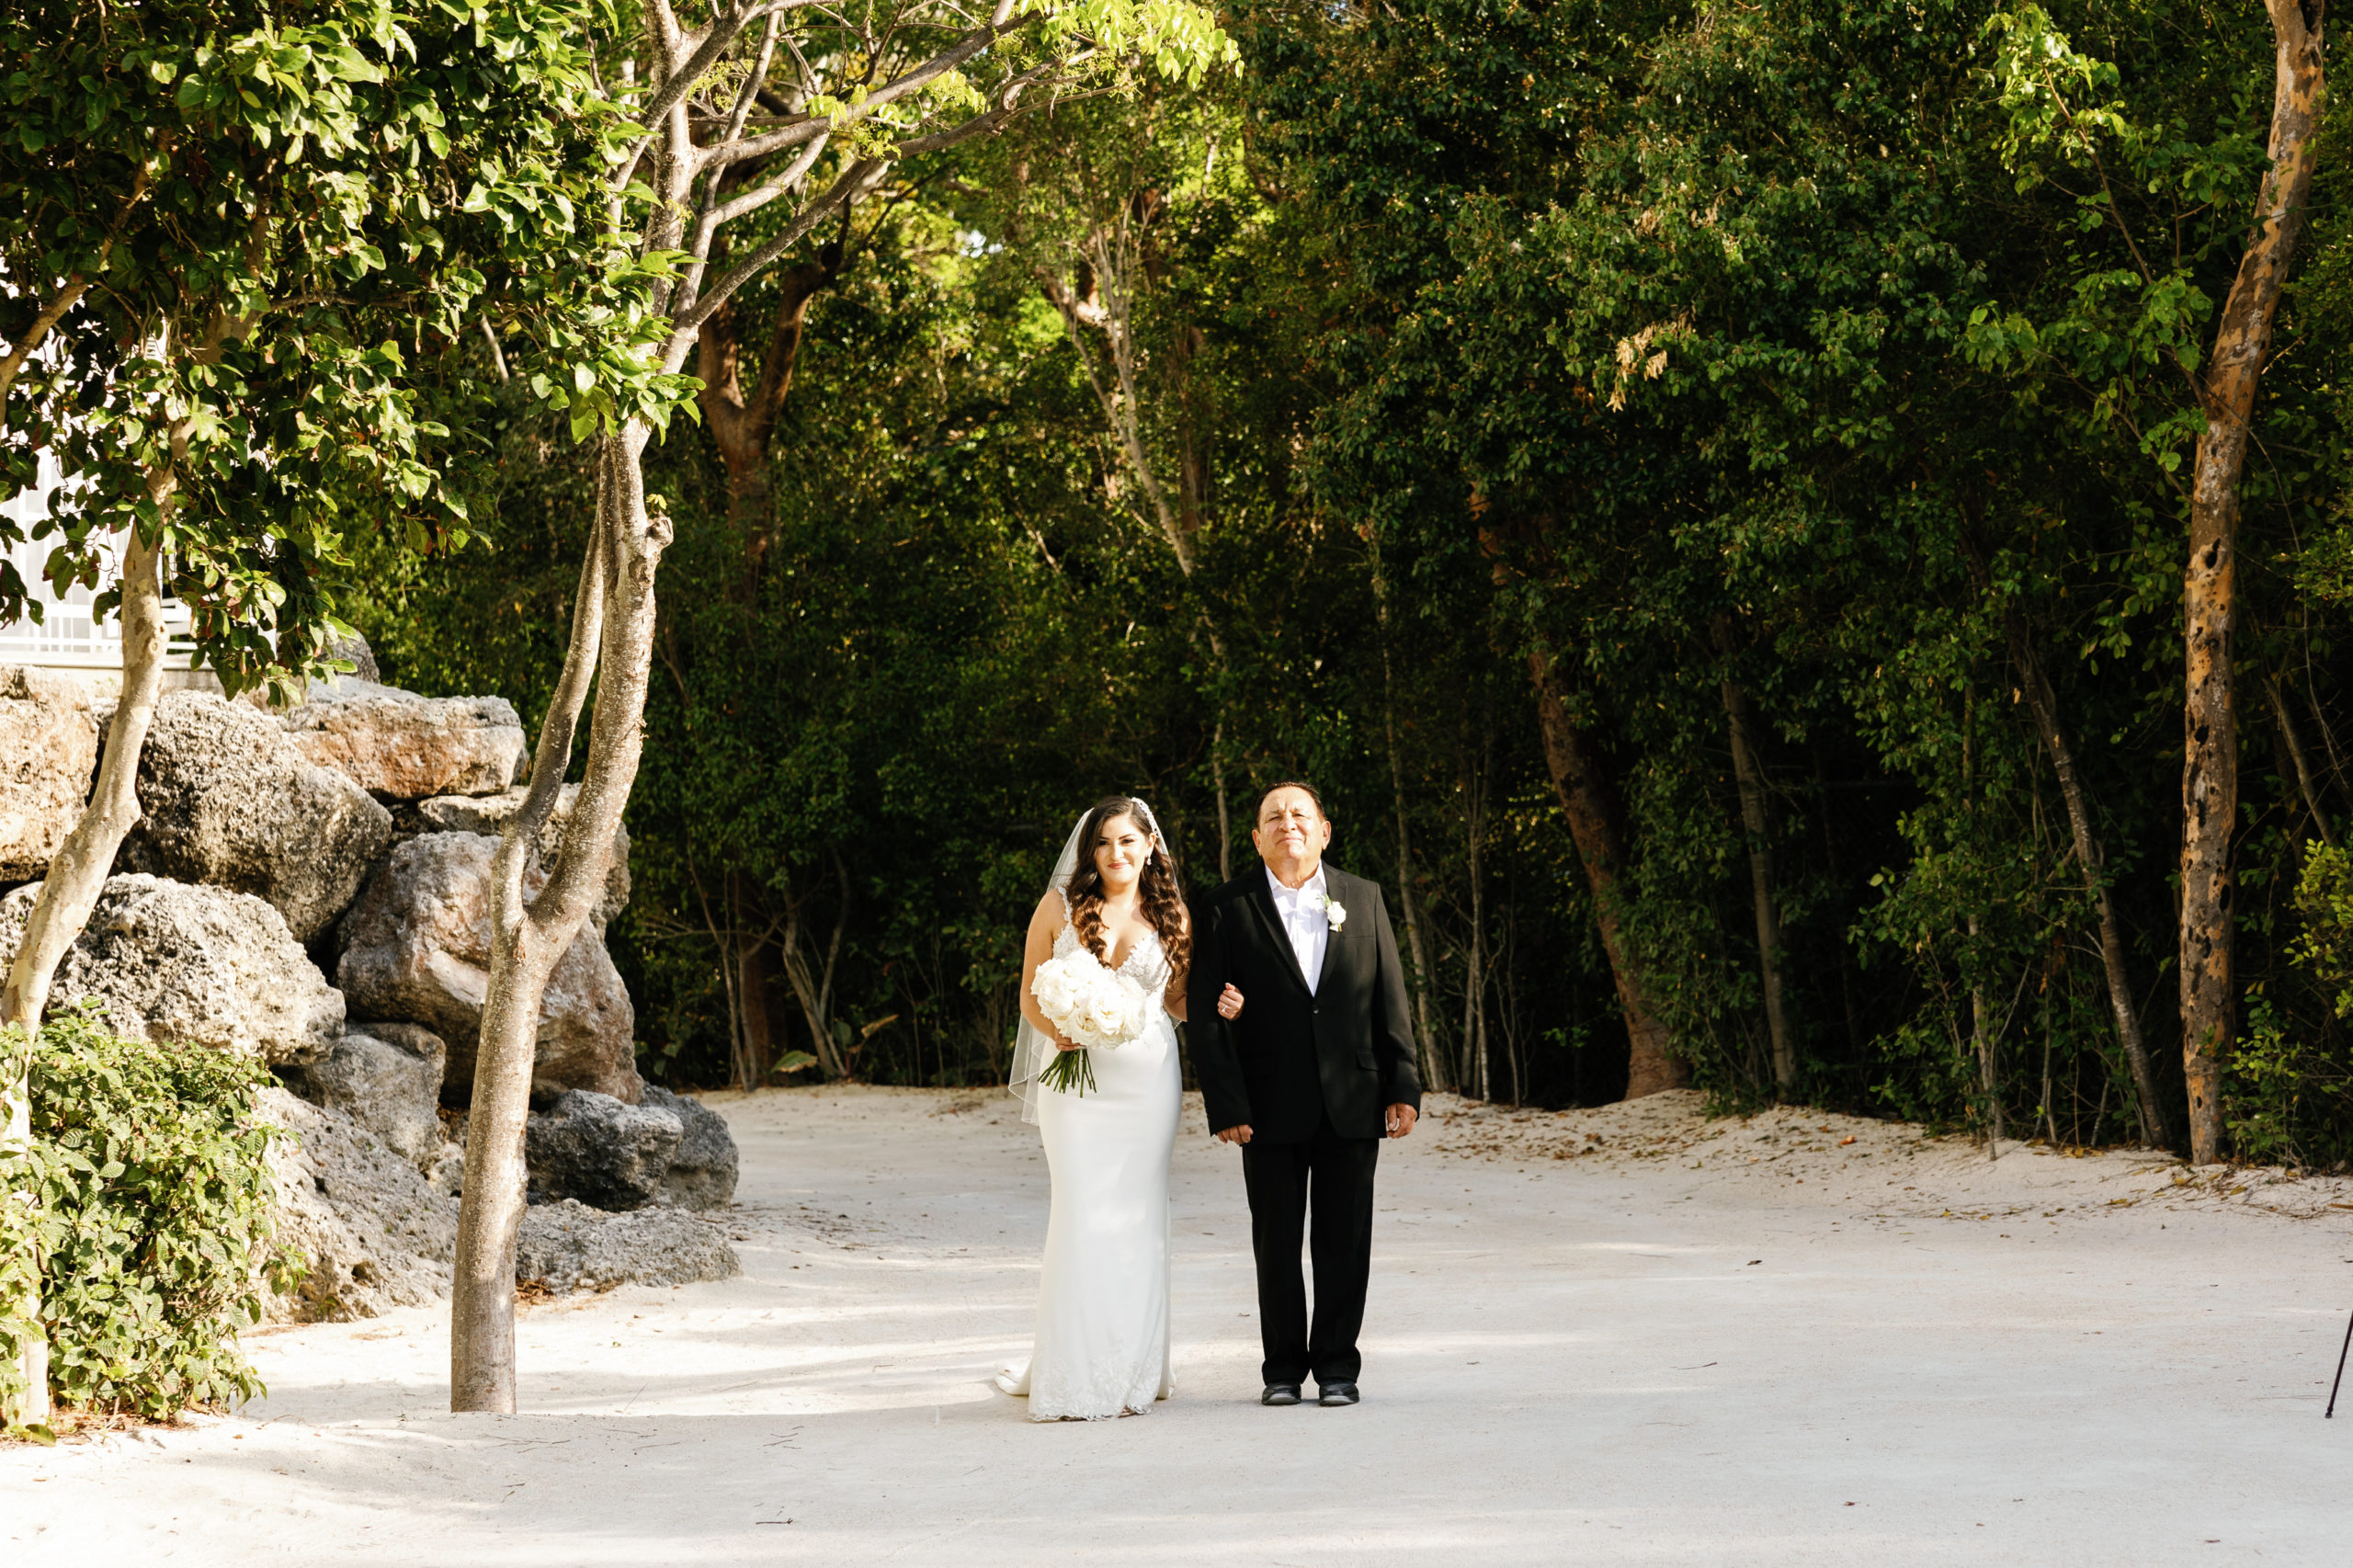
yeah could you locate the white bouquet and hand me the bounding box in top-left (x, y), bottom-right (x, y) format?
top-left (1031, 950), bottom-right (1150, 1096)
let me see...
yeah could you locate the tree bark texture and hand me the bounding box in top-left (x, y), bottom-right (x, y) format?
top-left (1720, 676), bottom-right (1795, 1096)
top-left (1, 526), bottom-right (166, 1428)
top-left (2180, 0), bottom-right (2324, 1165)
top-left (1526, 644), bottom-right (1686, 1097)
top-left (452, 428), bottom-right (664, 1412)
top-left (2005, 605), bottom-right (2170, 1146)
top-left (695, 249), bottom-right (841, 582)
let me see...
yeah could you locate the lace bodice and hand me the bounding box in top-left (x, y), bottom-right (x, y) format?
top-left (1054, 897), bottom-right (1172, 1012)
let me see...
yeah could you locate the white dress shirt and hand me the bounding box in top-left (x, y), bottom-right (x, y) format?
top-left (1266, 863), bottom-right (1331, 995)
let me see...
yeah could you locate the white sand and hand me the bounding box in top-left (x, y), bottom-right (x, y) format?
top-left (6, 1085), bottom-right (2352, 1565)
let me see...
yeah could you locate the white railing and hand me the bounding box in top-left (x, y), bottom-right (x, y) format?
top-left (1, 452), bottom-right (198, 671)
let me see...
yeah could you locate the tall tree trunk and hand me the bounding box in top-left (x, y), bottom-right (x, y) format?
top-left (696, 251), bottom-right (842, 585)
top-left (1970, 914), bottom-right (2001, 1156)
top-left (1461, 712), bottom-right (1491, 1100)
top-left (1720, 674), bottom-right (1795, 1096)
top-left (738, 932), bottom-right (777, 1086)
top-left (2180, 1), bottom-right (2324, 1165)
top-left (2006, 605), bottom-right (2170, 1147)
top-left (1526, 643), bottom-right (1685, 1096)
top-left (1, 525), bottom-right (166, 1428)
top-left (1372, 536), bottom-right (1446, 1090)
top-left (452, 426), bottom-right (664, 1413)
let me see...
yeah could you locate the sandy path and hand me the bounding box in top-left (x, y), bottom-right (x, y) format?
top-left (6, 1085), bottom-right (2351, 1565)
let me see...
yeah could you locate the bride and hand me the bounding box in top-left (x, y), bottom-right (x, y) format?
top-left (995, 796), bottom-right (1191, 1420)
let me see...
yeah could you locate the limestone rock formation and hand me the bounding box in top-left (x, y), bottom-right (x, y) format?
top-left (260, 1087), bottom-right (457, 1322)
top-left (117, 691), bottom-right (392, 940)
top-left (281, 682), bottom-right (525, 801)
top-left (414, 783), bottom-right (631, 932)
top-left (283, 1022), bottom-right (448, 1167)
top-left (0, 874), bottom-right (342, 1064)
top-left (515, 1199), bottom-right (742, 1295)
top-left (0, 666), bottom-right (99, 880)
top-left (526, 1089), bottom-right (681, 1210)
top-left (642, 1085), bottom-right (740, 1210)
top-left (335, 833), bottom-right (640, 1102)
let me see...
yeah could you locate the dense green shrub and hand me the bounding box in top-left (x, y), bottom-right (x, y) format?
top-left (0, 1010), bottom-right (294, 1425)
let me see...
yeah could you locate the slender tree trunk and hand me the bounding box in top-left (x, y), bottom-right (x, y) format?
top-left (779, 865), bottom-right (850, 1078)
top-left (1525, 643), bottom-right (1684, 1096)
top-left (738, 933), bottom-right (777, 1086)
top-left (1372, 537), bottom-right (1446, 1090)
top-left (452, 426), bottom-right (664, 1413)
top-left (2005, 606), bottom-right (2169, 1147)
top-left (1970, 914), bottom-right (2001, 1157)
top-left (1720, 674), bottom-right (1794, 1096)
top-left (2180, 1), bottom-right (2325, 1165)
top-left (1211, 718), bottom-right (1232, 881)
top-left (1461, 718), bottom-right (1490, 1100)
top-left (2267, 677), bottom-right (2335, 846)
top-left (1, 525), bottom-right (166, 1428)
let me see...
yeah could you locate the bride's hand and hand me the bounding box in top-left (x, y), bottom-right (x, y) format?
top-left (1216, 983), bottom-right (1245, 1020)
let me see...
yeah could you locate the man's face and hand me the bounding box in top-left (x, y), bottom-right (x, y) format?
top-left (1252, 787), bottom-right (1332, 872)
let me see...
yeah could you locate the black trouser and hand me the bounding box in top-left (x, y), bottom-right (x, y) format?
top-left (1240, 1113), bottom-right (1381, 1388)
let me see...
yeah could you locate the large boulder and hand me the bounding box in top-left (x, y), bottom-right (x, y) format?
top-left (335, 833), bottom-right (640, 1102)
top-left (260, 1087), bottom-right (457, 1323)
top-left (415, 783), bottom-right (631, 933)
top-left (117, 691), bottom-right (392, 940)
top-left (283, 1022), bottom-right (448, 1167)
top-left (0, 874), bottom-right (341, 1064)
top-left (526, 1089), bottom-right (681, 1210)
top-left (0, 666), bottom-right (99, 880)
top-left (642, 1085), bottom-right (739, 1210)
top-left (281, 682), bottom-right (526, 801)
top-left (515, 1200), bottom-right (741, 1295)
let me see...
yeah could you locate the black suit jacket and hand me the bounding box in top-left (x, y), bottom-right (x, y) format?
top-left (1187, 864), bottom-right (1423, 1143)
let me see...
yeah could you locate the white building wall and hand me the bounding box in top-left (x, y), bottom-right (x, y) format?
top-left (1, 450), bottom-right (198, 671)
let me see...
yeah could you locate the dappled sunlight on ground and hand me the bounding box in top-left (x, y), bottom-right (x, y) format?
top-left (6, 1085), bottom-right (2351, 1565)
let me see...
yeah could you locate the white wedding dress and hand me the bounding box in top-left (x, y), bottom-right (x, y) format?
top-left (995, 901), bottom-right (1181, 1420)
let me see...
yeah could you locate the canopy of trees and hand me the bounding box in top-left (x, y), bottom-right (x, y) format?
top-left (278, 0), bottom-right (2353, 1168)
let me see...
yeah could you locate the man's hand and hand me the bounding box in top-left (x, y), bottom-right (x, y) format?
top-left (1216, 1124), bottom-right (1254, 1145)
top-left (1385, 1104), bottom-right (1417, 1139)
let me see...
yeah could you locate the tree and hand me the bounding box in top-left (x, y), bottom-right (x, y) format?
top-left (448, 0), bottom-right (1238, 1414)
top-left (0, 0), bottom-right (633, 1428)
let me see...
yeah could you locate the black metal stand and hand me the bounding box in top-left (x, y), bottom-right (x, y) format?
top-left (2328, 1308), bottom-right (2353, 1418)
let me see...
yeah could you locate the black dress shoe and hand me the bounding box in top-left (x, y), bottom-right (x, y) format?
top-left (1316, 1381), bottom-right (1360, 1406)
top-left (1261, 1383), bottom-right (1302, 1406)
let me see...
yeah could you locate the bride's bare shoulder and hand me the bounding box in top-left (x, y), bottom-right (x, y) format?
top-left (1028, 887), bottom-right (1070, 935)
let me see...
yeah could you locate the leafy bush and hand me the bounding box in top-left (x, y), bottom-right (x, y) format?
top-left (0, 1010), bottom-right (294, 1424)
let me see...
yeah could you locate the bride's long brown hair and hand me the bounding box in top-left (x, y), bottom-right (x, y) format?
top-left (1063, 796), bottom-right (1190, 987)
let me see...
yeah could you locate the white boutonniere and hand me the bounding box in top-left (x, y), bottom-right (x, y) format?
top-left (1317, 893), bottom-right (1348, 933)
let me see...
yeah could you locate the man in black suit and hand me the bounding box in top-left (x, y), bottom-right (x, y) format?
top-left (1188, 781), bottom-right (1423, 1408)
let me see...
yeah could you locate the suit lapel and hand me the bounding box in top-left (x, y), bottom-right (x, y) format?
top-left (1245, 872), bottom-right (1313, 996)
top-left (1311, 868), bottom-right (1347, 993)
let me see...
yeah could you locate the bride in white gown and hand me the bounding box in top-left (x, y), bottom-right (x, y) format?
top-left (995, 796), bottom-right (1191, 1420)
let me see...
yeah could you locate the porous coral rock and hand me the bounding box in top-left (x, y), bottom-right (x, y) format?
top-left (117, 690), bottom-right (392, 941)
top-left (0, 874), bottom-right (343, 1064)
top-left (0, 665), bottom-right (98, 880)
top-left (280, 682), bottom-right (525, 801)
top-left (335, 833), bottom-right (639, 1102)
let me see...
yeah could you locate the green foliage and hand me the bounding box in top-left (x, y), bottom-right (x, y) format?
top-left (0, 0), bottom-right (688, 699)
top-left (354, 0), bottom-right (2353, 1161)
top-left (0, 1011), bottom-right (291, 1422)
